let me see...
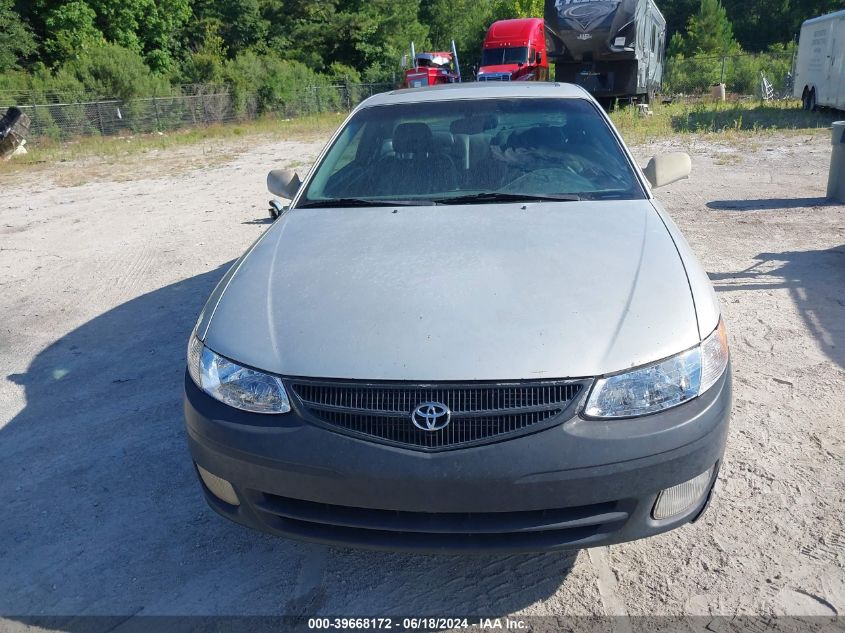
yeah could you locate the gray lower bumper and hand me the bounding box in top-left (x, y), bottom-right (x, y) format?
top-left (183, 368), bottom-right (731, 552)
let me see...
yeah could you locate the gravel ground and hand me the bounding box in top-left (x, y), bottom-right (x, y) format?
top-left (0, 127), bottom-right (843, 629)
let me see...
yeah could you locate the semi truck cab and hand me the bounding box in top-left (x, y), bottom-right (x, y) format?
top-left (404, 53), bottom-right (458, 88)
top-left (477, 18), bottom-right (549, 82)
top-left (403, 42), bottom-right (462, 88)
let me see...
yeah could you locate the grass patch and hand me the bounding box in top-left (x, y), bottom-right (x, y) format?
top-left (0, 112), bottom-right (346, 178)
top-left (610, 99), bottom-right (840, 145)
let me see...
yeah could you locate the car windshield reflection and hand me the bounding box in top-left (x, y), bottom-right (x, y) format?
top-left (300, 98), bottom-right (645, 206)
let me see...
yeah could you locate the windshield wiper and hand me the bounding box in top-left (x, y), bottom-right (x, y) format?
top-left (298, 198), bottom-right (435, 208)
top-left (433, 192), bottom-right (581, 205)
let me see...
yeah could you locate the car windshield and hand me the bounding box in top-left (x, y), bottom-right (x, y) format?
top-left (300, 97), bottom-right (645, 206)
top-left (481, 47), bottom-right (530, 66)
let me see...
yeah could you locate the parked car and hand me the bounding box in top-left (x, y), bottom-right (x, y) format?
top-left (184, 82), bottom-right (731, 553)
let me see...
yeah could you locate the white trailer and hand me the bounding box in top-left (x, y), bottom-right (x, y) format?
top-left (794, 9), bottom-right (845, 111)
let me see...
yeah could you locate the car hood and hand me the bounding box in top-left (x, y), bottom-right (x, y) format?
top-left (203, 201), bottom-right (700, 381)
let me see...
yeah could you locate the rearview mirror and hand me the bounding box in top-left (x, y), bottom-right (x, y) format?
top-left (267, 169), bottom-right (302, 199)
top-left (643, 153), bottom-right (691, 188)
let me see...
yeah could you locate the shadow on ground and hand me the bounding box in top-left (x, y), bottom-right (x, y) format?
top-left (671, 105), bottom-right (841, 133)
top-left (710, 246), bottom-right (845, 370)
top-left (0, 265), bottom-right (575, 627)
top-left (242, 216), bottom-right (275, 225)
top-left (707, 197), bottom-right (838, 211)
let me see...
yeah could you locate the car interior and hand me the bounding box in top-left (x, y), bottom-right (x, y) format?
top-left (312, 99), bottom-right (641, 201)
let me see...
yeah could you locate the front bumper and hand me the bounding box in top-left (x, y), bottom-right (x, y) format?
top-left (183, 368), bottom-right (731, 553)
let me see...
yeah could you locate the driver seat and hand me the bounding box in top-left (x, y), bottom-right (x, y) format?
top-left (376, 123), bottom-right (457, 196)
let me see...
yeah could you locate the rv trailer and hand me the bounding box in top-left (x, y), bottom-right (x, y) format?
top-left (545, 0), bottom-right (666, 103)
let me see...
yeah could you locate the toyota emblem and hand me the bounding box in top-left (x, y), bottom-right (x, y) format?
top-left (411, 402), bottom-right (451, 431)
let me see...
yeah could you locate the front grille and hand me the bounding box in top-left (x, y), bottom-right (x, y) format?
top-left (290, 380), bottom-right (585, 451)
top-left (478, 73), bottom-right (511, 81)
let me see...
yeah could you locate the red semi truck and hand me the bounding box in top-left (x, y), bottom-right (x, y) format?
top-left (403, 42), bottom-right (462, 88)
top-left (477, 18), bottom-right (549, 82)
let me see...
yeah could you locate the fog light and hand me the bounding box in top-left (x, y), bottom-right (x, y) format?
top-left (652, 466), bottom-right (714, 520)
top-left (196, 464), bottom-right (240, 506)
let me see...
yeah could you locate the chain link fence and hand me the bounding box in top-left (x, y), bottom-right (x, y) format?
top-left (2, 56), bottom-right (799, 145)
top-left (664, 51), bottom-right (795, 98)
top-left (0, 82), bottom-right (391, 142)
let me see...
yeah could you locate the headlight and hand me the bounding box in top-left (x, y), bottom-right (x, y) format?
top-left (186, 336), bottom-right (291, 414)
top-left (584, 320), bottom-right (729, 419)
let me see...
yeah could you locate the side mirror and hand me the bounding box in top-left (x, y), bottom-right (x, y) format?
top-left (267, 169), bottom-right (302, 199)
top-left (536, 52), bottom-right (542, 64)
top-left (643, 152), bottom-right (691, 188)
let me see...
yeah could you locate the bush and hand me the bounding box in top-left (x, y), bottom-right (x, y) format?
top-left (325, 62), bottom-right (362, 85)
top-left (0, 69), bottom-right (33, 94)
top-left (29, 66), bottom-right (87, 101)
top-left (221, 52), bottom-right (340, 117)
top-left (222, 50), bottom-right (266, 117)
top-left (665, 46), bottom-right (795, 96)
top-left (665, 54), bottom-right (721, 94)
top-left (259, 57), bottom-right (338, 116)
top-left (64, 42), bottom-right (170, 100)
top-left (180, 31), bottom-right (227, 85)
top-left (2, 36), bottom-right (376, 141)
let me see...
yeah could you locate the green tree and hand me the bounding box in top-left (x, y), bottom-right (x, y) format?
top-left (351, 0), bottom-right (428, 80)
top-left (683, 0), bottom-right (740, 56)
top-left (659, 0), bottom-right (700, 42)
top-left (64, 41), bottom-right (169, 99)
top-left (84, 0), bottom-right (190, 71)
top-left (219, 0), bottom-right (269, 53)
top-left (260, 0), bottom-right (349, 71)
top-left (43, 1), bottom-right (103, 64)
top-left (136, 0), bottom-right (193, 71)
top-left (0, 0), bottom-right (37, 71)
top-left (722, 0), bottom-right (844, 51)
top-left (181, 25), bottom-right (227, 83)
top-left (510, 0), bottom-right (542, 18)
top-left (420, 0), bottom-right (497, 72)
top-left (667, 31), bottom-right (686, 58)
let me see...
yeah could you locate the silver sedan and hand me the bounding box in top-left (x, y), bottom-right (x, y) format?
top-left (184, 82), bottom-right (731, 552)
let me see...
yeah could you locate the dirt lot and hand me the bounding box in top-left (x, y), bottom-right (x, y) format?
top-left (1, 126), bottom-right (843, 628)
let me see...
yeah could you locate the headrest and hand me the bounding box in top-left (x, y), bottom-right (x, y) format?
top-left (392, 122), bottom-right (435, 155)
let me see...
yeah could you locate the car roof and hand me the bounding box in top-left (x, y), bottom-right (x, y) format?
top-left (360, 82), bottom-right (593, 108)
